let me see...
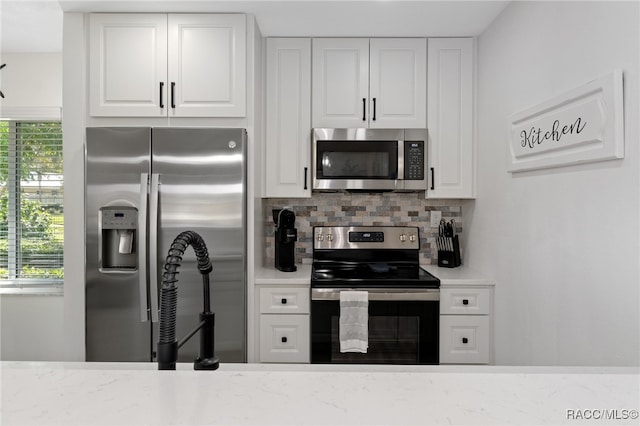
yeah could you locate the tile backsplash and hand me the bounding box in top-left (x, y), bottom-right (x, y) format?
top-left (263, 193), bottom-right (463, 265)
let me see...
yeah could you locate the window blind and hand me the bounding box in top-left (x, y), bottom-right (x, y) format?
top-left (0, 121), bottom-right (64, 288)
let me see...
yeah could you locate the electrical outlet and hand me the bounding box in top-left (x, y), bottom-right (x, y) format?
top-left (430, 210), bottom-right (442, 227)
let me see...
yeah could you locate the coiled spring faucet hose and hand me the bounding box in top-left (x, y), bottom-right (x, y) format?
top-left (157, 230), bottom-right (219, 370)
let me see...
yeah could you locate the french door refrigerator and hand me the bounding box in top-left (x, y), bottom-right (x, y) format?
top-left (85, 127), bottom-right (246, 363)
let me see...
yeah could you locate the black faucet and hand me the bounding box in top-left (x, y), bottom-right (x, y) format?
top-left (157, 231), bottom-right (219, 371)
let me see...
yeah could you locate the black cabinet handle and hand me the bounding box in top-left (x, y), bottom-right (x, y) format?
top-left (430, 168), bottom-right (435, 190)
top-left (462, 299), bottom-right (469, 305)
top-left (362, 98), bottom-right (366, 121)
top-left (281, 298), bottom-right (287, 304)
top-left (281, 336), bottom-right (288, 343)
top-left (304, 167), bottom-right (308, 190)
top-left (372, 98), bottom-right (377, 121)
top-left (170, 82), bottom-right (176, 109)
top-left (462, 337), bottom-right (468, 344)
top-left (159, 82), bottom-right (165, 108)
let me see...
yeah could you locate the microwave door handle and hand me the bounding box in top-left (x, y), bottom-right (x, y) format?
top-left (148, 173), bottom-right (160, 323)
top-left (138, 173), bottom-right (150, 322)
top-left (397, 140), bottom-right (405, 180)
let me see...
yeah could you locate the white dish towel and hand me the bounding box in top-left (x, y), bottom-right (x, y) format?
top-left (339, 291), bottom-right (369, 353)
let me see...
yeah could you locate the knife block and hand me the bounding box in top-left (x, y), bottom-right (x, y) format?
top-left (437, 235), bottom-right (461, 268)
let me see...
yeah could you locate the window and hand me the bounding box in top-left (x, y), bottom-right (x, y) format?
top-left (0, 121), bottom-right (63, 291)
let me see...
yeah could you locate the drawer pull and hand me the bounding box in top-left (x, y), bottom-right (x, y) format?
top-left (281, 336), bottom-right (288, 343)
top-left (462, 337), bottom-right (468, 344)
top-left (281, 298), bottom-right (287, 304)
top-left (462, 299), bottom-right (469, 305)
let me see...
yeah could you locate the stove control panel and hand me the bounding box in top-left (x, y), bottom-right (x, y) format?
top-left (314, 226), bottom-right (420, 250)
top-left (349, 231), bottom-right (384, 243)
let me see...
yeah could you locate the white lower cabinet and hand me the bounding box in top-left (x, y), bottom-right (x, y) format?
top-left (439, 287), bottom-right (492, 364)
top-left (258, 286), bottom-right (310, 363)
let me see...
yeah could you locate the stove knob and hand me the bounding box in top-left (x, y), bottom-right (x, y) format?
top-left (409, 234), bottom-right (416, 242)
top-left (327, 233), bottom-right (333, 242)
top-left (399, 233), bottom-right (407, 242)
top-left (317, 233), bottom-right (324, 241)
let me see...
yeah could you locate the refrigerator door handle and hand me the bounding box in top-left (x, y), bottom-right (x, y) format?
top-left (139, 173), bottom-right (150, 322)
top-left (149, 173), bottom-right (160, 323)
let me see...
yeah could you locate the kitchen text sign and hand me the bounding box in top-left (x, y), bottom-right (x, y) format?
top-left (508, 70), bottom-right (624, 172)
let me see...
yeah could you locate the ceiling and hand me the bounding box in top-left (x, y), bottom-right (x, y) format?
top-left (0, 0), bottom-right (510, 53)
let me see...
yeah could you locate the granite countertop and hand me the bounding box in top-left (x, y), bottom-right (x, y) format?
top-left (2, 362), bottom-right (638, 425)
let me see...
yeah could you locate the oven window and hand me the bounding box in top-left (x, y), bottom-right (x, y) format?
top-left (311, 299), bottom-right (439, 365)
top-left (316, 141), bottom-right (397, 179)
top-left (330, 316), bottom-right (419, 364)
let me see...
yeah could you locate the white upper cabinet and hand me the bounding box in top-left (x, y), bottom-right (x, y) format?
top-left (264, 38), bottom-right (312, 198)
top-left (90, 14), bottom-right (168, 117)
top-left (369, 39), bottom-right (426, 128)
top-left (312, 38), bottom-right (426, 129)
top-left (312, 38), bottom-right (369, 128)
top-left (427, 38), bottom-right (475, 199)
top-left (168, 14), bottom-right (246, 117)
top-left (89, 13), bottom-right (246, 117)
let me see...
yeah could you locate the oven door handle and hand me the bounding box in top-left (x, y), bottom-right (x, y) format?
top-left (311, 289), bottom-right (439, 301)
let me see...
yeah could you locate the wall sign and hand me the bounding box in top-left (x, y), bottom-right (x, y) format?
top-left (508, 70), bottom-right (624, 173)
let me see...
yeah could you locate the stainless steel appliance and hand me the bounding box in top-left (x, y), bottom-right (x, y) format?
top-left (312, 128), bottom-right (428, 192)
top-left (310, 226), bottom-right (440, 364)
top-left (85, 127), bottom-right (246, 363)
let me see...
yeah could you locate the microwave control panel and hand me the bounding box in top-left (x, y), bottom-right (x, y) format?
top-left (404, 141), bottom-right (425, 180)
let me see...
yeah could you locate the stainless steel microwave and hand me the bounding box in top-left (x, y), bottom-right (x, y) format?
top-left (312, 128), bottom-right (428, 192)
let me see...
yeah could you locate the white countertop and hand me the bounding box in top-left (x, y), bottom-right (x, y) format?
top-left (2, 362), bottom-right (638, 425)
top-left (421, 264), bottom-right (495, 286)
top-left (254, 264), bottom-right (312, 285)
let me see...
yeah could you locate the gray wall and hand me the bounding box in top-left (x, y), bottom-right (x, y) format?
top-left (467, 1), bottom-right (640, 365)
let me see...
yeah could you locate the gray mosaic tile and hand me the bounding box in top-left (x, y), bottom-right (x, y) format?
top-left (264, 194), bottom-right (463, 265)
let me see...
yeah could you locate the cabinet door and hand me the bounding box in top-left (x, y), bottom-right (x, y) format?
top-left (440, 315), bottom-right (489, 364)
top-left (259, 314), bottom-right (310, 363)
top-left (369, 38), bottom-right (426, 128)
top-left (89, 14), bottom-right (168, 117)
top-left (312, 38), bottom-right (369, 128)
top-left (264, 38), bottom-right (311, 198)
top-left (427, 38), bottom-right (474, 198)
top-left (168, 14), bottom-right (246, 117)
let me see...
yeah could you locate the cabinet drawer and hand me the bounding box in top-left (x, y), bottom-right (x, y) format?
top-left (259, 314), bottom-right (310, 363)
top-left (259, 287), bottom-right (309, 314)
top-left (439, 315), bottom-right (490, 364)
top-left (440, 288), bottom-right (491, 315)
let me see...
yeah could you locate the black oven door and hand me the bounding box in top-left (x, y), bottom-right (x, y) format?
top-left (310, 289), bottom-right (439, 365)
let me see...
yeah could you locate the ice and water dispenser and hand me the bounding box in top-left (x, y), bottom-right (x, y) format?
top-left (99, 206), bottom-right (138, 271)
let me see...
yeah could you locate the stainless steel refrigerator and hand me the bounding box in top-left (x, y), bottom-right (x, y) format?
top-left (85, 127), bottom-right (246, 363)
